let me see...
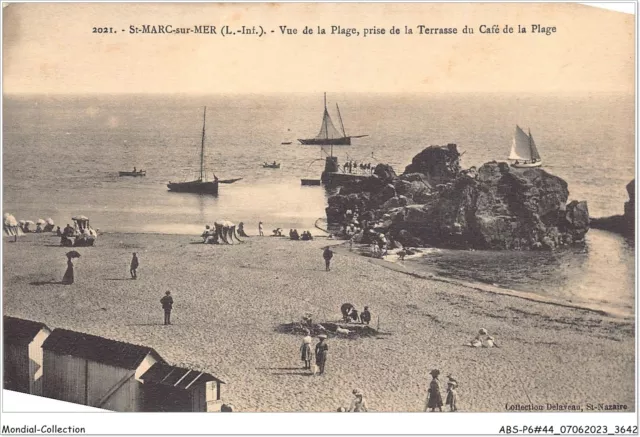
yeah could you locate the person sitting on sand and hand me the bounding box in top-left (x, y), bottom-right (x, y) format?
top-left (467, 328), bottom-right (487, 347)
top-left (56, 226), bottom-right (62, 236)
top-left (483, 336), bottom-right (499, 348)
top-left (348, 389), bottom-right (368, 412)
top-left (425, 369), bottom-right (443, 412)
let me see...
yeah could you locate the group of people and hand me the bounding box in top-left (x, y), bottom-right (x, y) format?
top-left (288, 229), bottom-right (313, 241)
top-left (342, 161), bottom-right (373, 175)
top-left (340, 303), bottom-right (372, 325)
top-left (425, 369), bottom-right (458, 412)
top-left (299, 329), bottom-right (329, 375)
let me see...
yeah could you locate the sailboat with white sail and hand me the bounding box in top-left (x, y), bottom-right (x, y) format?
top-left (509, 125), bottom-right (542, 168)
top-left (298, 93), bottom-right (367, 146)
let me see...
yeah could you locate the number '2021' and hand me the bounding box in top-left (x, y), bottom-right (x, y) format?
top-left (92, 27), bottom-right (115, 33)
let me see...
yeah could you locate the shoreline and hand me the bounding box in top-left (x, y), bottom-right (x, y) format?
top-left (332, 244), bottom-right (634, 321)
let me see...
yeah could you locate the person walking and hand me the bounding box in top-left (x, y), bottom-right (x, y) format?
top-left (425, 369), bottom-right (443, 412)
top-left (323, 247), bottom-right (333, 272)
top-left (160, 291), bottom-right (173, 325)
top-left (130, 252), bottom-right (139, 279)
top-left (315, 334), bottom-right (328, 375)
top-left (62, 256), bottom-right (74, 284)
top-left (258, 221), bottom-right (264, 236)
top-left (348, 389), bottom-right (369, 412)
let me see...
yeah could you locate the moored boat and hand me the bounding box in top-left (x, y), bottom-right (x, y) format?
top-left (119, 170), bottom-right (146, 177)
top-left (262, 162), bottom-right (281, 169)
top-left (298, 93), bottom-right (367, 146)
top-left (167, 107), bottom-right (219, 195)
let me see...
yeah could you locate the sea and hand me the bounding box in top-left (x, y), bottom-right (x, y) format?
top-left (2, 92), bottom-right (636, 316)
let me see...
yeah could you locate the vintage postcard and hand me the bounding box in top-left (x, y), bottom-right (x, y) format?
top-left (1, 1), bottom-right (637, 435)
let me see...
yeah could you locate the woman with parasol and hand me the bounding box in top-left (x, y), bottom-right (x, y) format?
top-left (62, 251), bottom-right (81, 284)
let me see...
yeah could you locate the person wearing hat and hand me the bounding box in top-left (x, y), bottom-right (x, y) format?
top-left (425, 369), bottom-right (443, 412)
top-left (160, 291), bottom-right (174, 325)
top-left (300, 329), bottom-right (313, 370)
top-left (446, 377), bottom-right (458, 412)
top-left (348, 389), bottom-right (368, 412)
top-left (315, 334), bottom-right (329, 375)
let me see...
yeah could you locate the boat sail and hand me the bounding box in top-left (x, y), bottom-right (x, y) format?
top-left (298, 93), bottom-right (368, 146)
top-left (167, 107), bottom-right (219, 195)
top-left (509, 125), bottom-right (542, 168)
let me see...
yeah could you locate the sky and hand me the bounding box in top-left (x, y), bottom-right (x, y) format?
top-left (2, 2), bottom-right (635, 94)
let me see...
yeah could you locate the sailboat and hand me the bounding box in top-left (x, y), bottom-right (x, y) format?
top-left (509, 125), bottom-right (542, 168)
top-left (167, 107), bottom-right (219, 195)
top-left (298, 93), bottom-right (367, 146)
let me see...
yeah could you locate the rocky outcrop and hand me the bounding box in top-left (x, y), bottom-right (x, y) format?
top-left (326, 144), bottom-right (590, 250)
top-left (590, 179), bottom-right (635, 238)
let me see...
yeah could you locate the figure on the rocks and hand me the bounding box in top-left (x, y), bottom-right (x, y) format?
top-left (425, 369), bottom-right (443, 412)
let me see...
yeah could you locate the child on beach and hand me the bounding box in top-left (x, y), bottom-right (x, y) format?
top-left (446, 379), bottom-right (458, 412)
top-left (300, 330), bottom-right (313, 370)
top-left (315, 335), bottom-right (328, 375)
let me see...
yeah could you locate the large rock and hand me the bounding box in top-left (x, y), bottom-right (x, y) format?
top-left (326, 144), bottom-right (591, 250)
top-left (590, 179), bottom-right (634, 238)
top-left (403, 143), bottom-right (461, 186)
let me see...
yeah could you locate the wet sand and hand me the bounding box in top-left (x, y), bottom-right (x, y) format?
top-left (3, 232), bottom-right (635, 412)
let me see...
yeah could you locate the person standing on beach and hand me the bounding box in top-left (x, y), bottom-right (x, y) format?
top-left (425, 369), bottom-right (443, 412)
top-left (323, 247), bottom-right (333, 271)
top-left (161, 291), bottom-right (173, 325)
top-left (62, 256), bottom-right (74, 284)
top-left (130, 253), bottom-right (139, 279)
top-left (258, 221), bottom-right (264, 236)
top-left (300, 329), bottom-right (313, 370)
top-left (315, 335), bottom-right (328, 375)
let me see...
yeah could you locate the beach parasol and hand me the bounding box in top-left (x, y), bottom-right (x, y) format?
top-left (24, 220), bottom-right (36, 226)
top-left (66, 251), bottom-right (81, 259)
top-left (72, 215), bottom-right (89, 221)
top-left (36, 219), bottom-right (46, 225)
top-left (45, 218), bottom-right (55, 225)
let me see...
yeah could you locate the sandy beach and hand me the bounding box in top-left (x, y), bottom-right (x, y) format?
top-left (3, 232), bottom-right (635, 412)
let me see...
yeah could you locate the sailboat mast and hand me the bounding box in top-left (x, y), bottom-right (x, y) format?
top-left (200, 107), bottom-right (207, 181)
top-left (528, 128), bottom-right (533, 162)
top-left (336, 103), bottom-right (347, 137)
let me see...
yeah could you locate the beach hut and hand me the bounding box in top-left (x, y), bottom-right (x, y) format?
top-left (41, 329), bottom-right (165, 411)
top-left (139, 363), bottom-right (225, 412)
top-left (3, 316), bottom-right (51, 396)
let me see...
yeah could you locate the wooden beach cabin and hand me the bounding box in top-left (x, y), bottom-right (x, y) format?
top-left (139, 363), bottom-right (225, 412)
top-left (41, 329), bottom-right (165, 411)
top-left (3, 316), bottom-right (51, 396)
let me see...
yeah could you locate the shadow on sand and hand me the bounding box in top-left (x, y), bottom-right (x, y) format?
top-left (30, 280), bottom-right (67, 286)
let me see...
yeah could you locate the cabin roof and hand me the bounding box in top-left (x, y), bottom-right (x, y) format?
top-left (42, 329), bottom-right (164, 370)
top-left (140, 363), bottom-right (225, 389)
top-left (3, 316), bottom-right (50, 346)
